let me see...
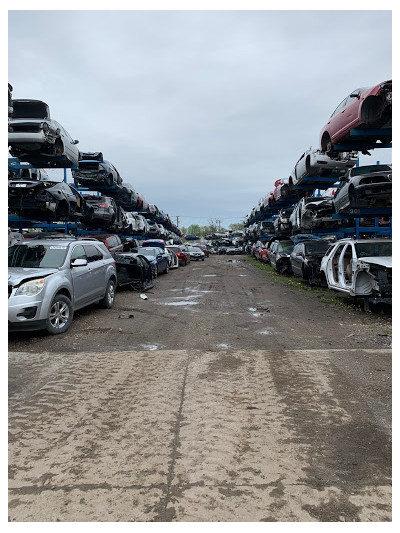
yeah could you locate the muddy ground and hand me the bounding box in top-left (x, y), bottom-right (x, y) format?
top-left (8, 255), bottom-right (392, 521)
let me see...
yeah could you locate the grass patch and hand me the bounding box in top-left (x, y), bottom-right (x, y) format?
top-left (243, 255), bottom-right (390, 314)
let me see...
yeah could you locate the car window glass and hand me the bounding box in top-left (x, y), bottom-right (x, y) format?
top-left (71, 245), bottom-right (86, 261)
top-left (84, 244), bottom-right (103, 263)
top-left (331, 98), bottom-right (347, 116)
top-left (355, 242), bottom-right (392, 258)
top-left (305, 242), bottom-right (329, 254)
top-left (8, 244), bottom-right (67, 268)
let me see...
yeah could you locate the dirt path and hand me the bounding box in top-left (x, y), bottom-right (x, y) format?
top-left (8, 256), bottom-right (392, 521)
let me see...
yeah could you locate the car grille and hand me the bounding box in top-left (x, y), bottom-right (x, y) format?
top-left (79, 162), bottom-right (100, 170)
top-left (10, 123), bottom-right (42, 133)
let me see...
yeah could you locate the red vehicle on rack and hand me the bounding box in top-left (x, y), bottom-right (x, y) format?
top-left (319, 80), bottom-right (392, 153)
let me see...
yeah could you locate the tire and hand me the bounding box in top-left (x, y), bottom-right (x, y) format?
top-left (321, 133), bottom-right (331, 153)
top-left (349, 187), bottom-right (357, 208)
top-left (305, 156), bottom-right (311, 176)
top-left (202, 258), bottom-right (204, 261)
top-left (154, 265), bottom-right (158, 278)
top-left (56, 201), bottom-right (69, 220)
top-left (46, 294), bottom-right (73, 335)
top-left (55, 139), bottom-right (64, 157)
top-left (165, 263), bottom-right (169, 274)
top-left (320, 272), bottom-right (328, 287)
top-left (99, 279), bottom-right (116, 309)
top-left (302, 265), bottom-right (310, 281)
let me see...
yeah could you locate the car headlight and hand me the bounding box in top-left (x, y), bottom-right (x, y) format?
top-left (15, 278), bottom-right (45, 296)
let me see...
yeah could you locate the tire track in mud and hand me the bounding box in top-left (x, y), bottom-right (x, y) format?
top-left (9, 348), bottom-right (391, 522)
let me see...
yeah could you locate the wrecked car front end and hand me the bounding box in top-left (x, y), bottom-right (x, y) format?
top-left (9, 119), bottom-right (61, 157)
top-left (301, 199), bottom-right (342, 230)
top-left (352, 257), bottom-right (392, 297)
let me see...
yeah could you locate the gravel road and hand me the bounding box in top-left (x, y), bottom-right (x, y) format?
top-left (8, 255), bottom-right (392, 521)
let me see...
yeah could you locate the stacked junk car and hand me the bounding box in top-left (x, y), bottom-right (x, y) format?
top-left (243, 79), bottom-right (392, 311)
top-left (7, 86), bottom-right (199, 335)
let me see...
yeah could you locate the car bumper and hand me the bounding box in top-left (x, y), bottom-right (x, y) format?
top-left (9, 132), bottom-right (47, 144)
top-left (354, 184), bottom-right (392, 203)
top-left (8, 295), bottom-right (47, 329)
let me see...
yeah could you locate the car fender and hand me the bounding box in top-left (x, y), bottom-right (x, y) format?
top-left (43, 273), bottom-right (74, 311)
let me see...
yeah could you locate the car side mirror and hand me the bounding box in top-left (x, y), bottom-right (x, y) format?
top-left (71, 258), bottom-right (87, 267)
top-left (349, 92), bottom-right (359, 99)
top-left (72, 139), bottom-right (79, 144)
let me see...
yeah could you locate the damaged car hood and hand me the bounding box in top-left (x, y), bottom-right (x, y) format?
top-left (358, 257), bottom-right (392, 268)
top-left (8, 267), bottom-right (58, 286)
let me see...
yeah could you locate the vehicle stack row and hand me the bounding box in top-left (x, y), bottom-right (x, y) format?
top-left (8, 88), bottom-right (182, 243)
top-left (243, 79), bottom-right (392, 306)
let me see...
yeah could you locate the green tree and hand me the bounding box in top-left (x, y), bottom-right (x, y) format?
top-left (187, 224), bottom-right (202, 237)
top-left (229, 222), bottom-right (244, 231)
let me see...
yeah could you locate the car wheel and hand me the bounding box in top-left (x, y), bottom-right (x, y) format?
top-left (56, 201), bottom-right (69, 220)
top-left (320, 272), bottom-right (328, 287)
top-left (154, 265), bottom-right (158, 278)
top-left (349, 187), bottom-right (357, 208)
top-left (99, 279), bottom-right (116, 309)
top-left (46, 294), bottom-right (73, 335)
top-left (201, 258), bottom-right (204, 261)
top-left (302, 265), bottom-right (309, 281)
top-left (165, 262), bottom-right (169, 274)
top-left (54, 139), bottom-right (64, 157)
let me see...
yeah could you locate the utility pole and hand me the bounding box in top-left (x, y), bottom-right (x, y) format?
top-left (176, 216), bottom-right (179, 227)
top-left (216, 219), bottom-right (221, 233)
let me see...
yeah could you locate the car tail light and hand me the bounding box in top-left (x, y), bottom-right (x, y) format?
top-left (99, 203), bottom-right (111, 208)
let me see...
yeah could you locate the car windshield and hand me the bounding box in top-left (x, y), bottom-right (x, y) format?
top-left (8, 244), bottom-right (67, 268)
top-left (355, 242), bottom-right (392, 258)
top-left (137, 247), bottom-right (156, 257)
top-left (305, 242), bottom-right (330, 254)
top-left (168, 247), bottom-right (181, 253)
top-left (279, 242), bottom-right (294, 253)
top-left (189, 247), bottom-right (202, 252)
top-left (351, 165), bottom-right (391, 176)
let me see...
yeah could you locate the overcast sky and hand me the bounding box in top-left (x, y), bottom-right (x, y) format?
top-left (8, 10), bottom-right (392, 228)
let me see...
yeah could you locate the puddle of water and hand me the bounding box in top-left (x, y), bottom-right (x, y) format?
top-left (139, 344), bottom-right (165, 351)
top-left (257, 329), bottom-right (274, 335)
top-left (239, 274), bottom-right (247, 277)
top-left (160, 301), bottom-right (199, 306)
top-left (202, 274), bottom-right (217, 277)
top-left (169, 295), bottom-right (201, 300)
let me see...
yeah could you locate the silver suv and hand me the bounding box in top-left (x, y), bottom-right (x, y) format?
top-left (8, 238), bottom-right (117, 335)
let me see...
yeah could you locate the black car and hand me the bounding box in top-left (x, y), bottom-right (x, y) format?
top-left (81, 195), bottom-right (123, 229)
top-left (333, 164), bottom-right (392, 214)
top-left (8, 179), bottom-right (83, 221)
top-left (115, 253), bottom-right (154, 291)
top-left (268, 239), bottom-right (294, 274)
top-left (115, 183), bottom-right (138, 206)
top-left (72, 156), bottom-right (123, 187)
top-left (290, 239), bottom-right (330, 284)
